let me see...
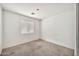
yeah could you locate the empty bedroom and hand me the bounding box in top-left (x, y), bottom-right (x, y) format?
top-left (0, 3), bottom-right (76, 56)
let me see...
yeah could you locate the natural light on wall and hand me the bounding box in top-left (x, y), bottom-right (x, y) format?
top-left (20, 20), bottom-right (35, 34)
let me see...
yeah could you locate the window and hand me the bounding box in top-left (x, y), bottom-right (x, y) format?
top-left (20, 20), bottom-right (34, 34)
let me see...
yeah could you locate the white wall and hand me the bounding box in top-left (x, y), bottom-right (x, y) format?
top-left (0, 5), bottom-right (2, 54)
top-left (3, 10), bottom-right (41, 48)
top-left (42, 10), bottom-right (76, 49)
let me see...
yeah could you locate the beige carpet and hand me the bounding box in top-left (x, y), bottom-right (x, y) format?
top-left (1, 39), bottom-right (74, 56)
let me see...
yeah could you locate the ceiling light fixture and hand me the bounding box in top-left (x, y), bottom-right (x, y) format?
top-left (31, 9), bottom-right (39, 15)
top-left (31, 12), bottom-right (35, 15)
top-left (36, 9), bottom-right (39, 11)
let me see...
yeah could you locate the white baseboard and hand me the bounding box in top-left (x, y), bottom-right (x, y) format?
top-left (3, 38), bottom-right (39, 49)
top-left (42, 37), bottom-right (74, 49)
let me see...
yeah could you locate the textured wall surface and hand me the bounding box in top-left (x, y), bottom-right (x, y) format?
top-left (3, 10), bottom-right (41, 48)
top-left (42, 9), bottom-right (76, 49)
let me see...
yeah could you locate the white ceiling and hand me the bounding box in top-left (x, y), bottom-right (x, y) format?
top-left (1, 3), bottom-right (75, 19)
